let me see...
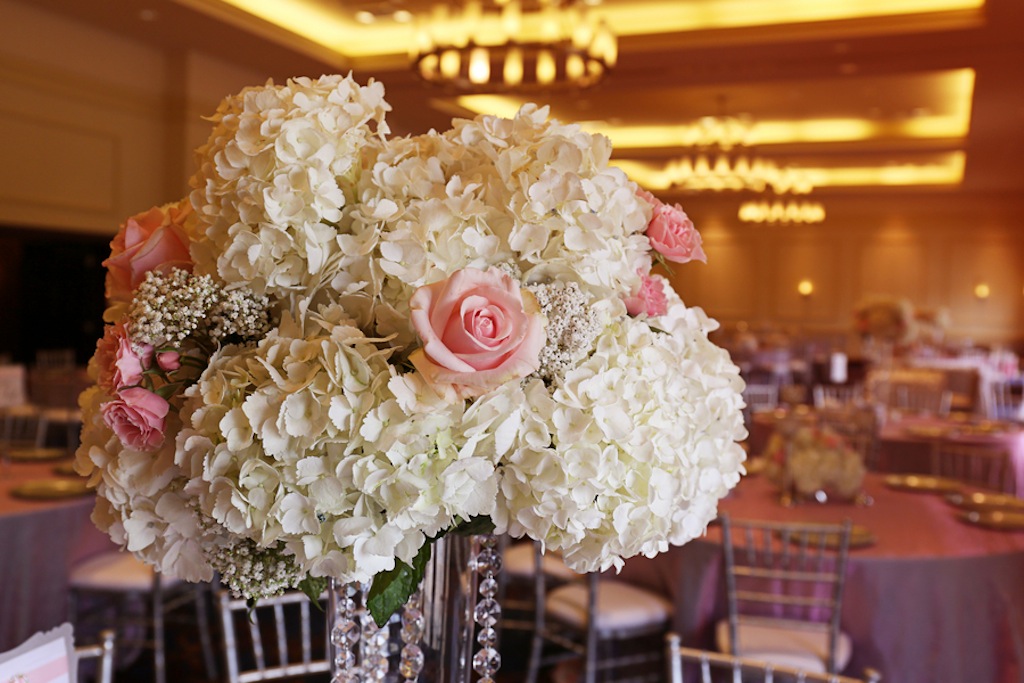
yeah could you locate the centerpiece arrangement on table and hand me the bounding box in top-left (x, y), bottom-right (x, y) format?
top-left (75, 74), bottom-right (747, 681)
top-left (763, 422), bottom-right (866, 505)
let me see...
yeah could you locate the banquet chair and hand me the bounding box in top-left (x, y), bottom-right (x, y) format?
top-left (743, 384), bottom-right (780, 432)
top-left (76, 629), bottom-right (117, 683)
top-left (930, 442), bottom-right (1013, 493)
top-left (812, 385), bottom-right (862, 409)
top-left (715, 516), bottom-right (854, 675)
top-left (217, 588), bottom-right (330, 683)
top-left (68, 551), bottom-right (217, 683)
top-left (526, 542), bottom-right (672, 683)
top-left (891, 383), bottom-right (952, 416)
top-left (0, 403), bottom-right (48, 465)
top-left (667, 634), bottom-right (881, 683)
top-left (501, 539), bottom-right (577, 635)
top-left (988, 380), bottom-right (1022, 422)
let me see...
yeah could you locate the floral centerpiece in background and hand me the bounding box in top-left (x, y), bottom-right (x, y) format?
top-left (852, 296), bottom-right (916, 345)
top-left (764, 424), bottom-right (865, 503)
top-left (75, 74), bottom-right (747, 635)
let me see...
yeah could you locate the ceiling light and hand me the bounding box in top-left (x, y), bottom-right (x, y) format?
top-left (412, 0), bottom-right (616, 92)
top-left (738, 200), bottom-right (826, 224)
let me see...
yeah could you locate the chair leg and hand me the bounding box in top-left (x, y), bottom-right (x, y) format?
top-left (152, 575), bottom-right (166, 683)
top-left (194, 583), bottom-right (219, 680)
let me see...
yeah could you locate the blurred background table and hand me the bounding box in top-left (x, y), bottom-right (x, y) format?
top-left (877, 415), bottom-right (1024, 493)
top-left (619, 472), bottom-right (1024, 683)
top-left (0, 459), bottom-right (110, 650)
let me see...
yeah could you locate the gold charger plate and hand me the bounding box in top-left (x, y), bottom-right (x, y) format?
top-left (902, 424), bottom-right (951, 439)
top-left (6, 447), bottom-right (68, 462)
top-left (945, 491), bottom-right (1024, 512)
top-left (883, 474), bottom-right (962, 494)
top-left (10, 478), bottom-right (92, 500)
top-left (956, 510), bottom-right (1024, 532)
top-left (53, 461), bottom-right (79, 476)
top-left (784, 525), bottom-right (876, 550)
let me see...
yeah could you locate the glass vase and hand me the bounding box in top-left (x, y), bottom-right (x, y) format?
top-left (326, 533), bottom-right (502, 683)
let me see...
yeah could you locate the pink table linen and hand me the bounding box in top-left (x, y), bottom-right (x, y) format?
top-left (618, 472), bottom-right (1024, 683)
top-left (0, 460), bottom-right (111, 650)
top-left (878, 415), bottom-right (1024, 494)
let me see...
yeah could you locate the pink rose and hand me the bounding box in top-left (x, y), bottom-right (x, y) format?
top-left (103, 199), bottom-right (194, 303)
top-left (101, 387), bottom-right (169, 451)
top-left (624, 272), bottom-right (668, 318)
top-left (638, 189), bottom-right (706, 264)
top-left (94, 322), bottom-right (153, 393)
top-left (156, 351), bottom-right (181, 372)
top-left (409, 267), bottom-right (546, 399)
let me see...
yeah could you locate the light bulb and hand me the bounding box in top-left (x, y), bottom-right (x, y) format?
top-left (469, 46), bottom-right (490, 84)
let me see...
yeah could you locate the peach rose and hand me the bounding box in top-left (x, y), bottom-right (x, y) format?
top-left (94, 322), bottom-right (153, 393)
top-left (101, 387), bottom-right (169, 451)
top-left (638, 190), bottom-right (706, 264)
top-left (624, 272), bottom-right (668, 318)
top-left (409, 267), bottom-right (546, 399)
top-left (103, 199), bottom-right (194, 303)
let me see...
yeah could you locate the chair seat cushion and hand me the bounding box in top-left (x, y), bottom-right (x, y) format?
top-left (547, 580), bottom-right (671, 633)
top-left (503, 542), bottom-right (578, 580)
top-left (70, 551), bottom-right (177, 592)
top-left (714, 618), bottom-right (853, 673)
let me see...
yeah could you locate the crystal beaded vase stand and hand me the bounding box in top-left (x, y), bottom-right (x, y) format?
top-left (327, 533), bottom-right (502, 683)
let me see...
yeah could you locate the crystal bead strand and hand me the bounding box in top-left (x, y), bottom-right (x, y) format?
top-left (399, 589), bottom-right (426, 681)
top-left (359, 582), bottom-right (391, 682)
top-left (329, 581), bottom-right (360, 683)
top-left (471, 534), bottom-right (502, 683)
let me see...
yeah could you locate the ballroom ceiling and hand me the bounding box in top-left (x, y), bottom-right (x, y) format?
top-left (19, 0), bottom-right (1024, 207)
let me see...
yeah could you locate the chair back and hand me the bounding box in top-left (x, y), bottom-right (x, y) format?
top-left (720, 516), bottom-right (852, 674)
top-left (75, 629), bottom-right (116, 683)
top-left (931, 442), bottom-right (1012, 492)
top-left (892, 383), bottom-right (952, 416)
top-left (988, 380), bottom-right (1022, 422)
top-left (812, 385), bottom-right (862, 409)
top-left (666, 634), bottom-right (880, 683)
top-left (218, 589), bottom-right (330, 683)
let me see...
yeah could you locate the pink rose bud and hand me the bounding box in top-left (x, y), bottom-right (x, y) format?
top-left (156, 351), bottom-right (181, 372)
top-left (409, 267), bottom-right (546, 399)
top-left (101, 386), bottom-right (169, 451)
top-left (624, 272), bottom-right (668, 318)
top-left (638, 189), bottom-right (707, 264)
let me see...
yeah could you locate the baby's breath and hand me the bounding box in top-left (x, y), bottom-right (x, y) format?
top-left (209, 538), bottom-right (305, 601)
top-left (129, 269), bottom-right (218, 347)
top-left (527, 280), bottom-right (601, 383)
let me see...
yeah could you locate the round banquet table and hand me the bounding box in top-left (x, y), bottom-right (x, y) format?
top-left (618, 472), bottom-right (1024, 683)
top-left (877, 415), bottom-right (1024, 494)
top-left (0, 459), bottom-right (111, 650)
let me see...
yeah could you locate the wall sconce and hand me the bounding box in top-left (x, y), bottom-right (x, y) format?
top-left (797, 279), bottom-right (814, 297)
top-left (974, 283), bottom-right (991, 300)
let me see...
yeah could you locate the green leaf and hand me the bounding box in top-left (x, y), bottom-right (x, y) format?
top-left (367, 543), bottom-right (432, 627)
top-left (298, 576), bottom-right (329, 610)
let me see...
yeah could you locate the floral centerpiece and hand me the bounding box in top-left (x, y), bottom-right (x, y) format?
top-left (763, 424), bottom-right (866, 502)
top-left (853, 296), bottom-right (916, 345)
top-left (75, 74), bottom-right (747, 625)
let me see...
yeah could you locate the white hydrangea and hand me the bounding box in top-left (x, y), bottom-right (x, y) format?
top-left (188, 74), bottom-right (391, 300)
top-left (75, 386), bottom-right (218, 582)
top-left (172, 304), bottom-right (500, 584)
top-left (491, 287), bottom-right (747, 574)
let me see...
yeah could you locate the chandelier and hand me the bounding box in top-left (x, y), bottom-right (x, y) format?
top-left (666, 115), bottom-right (815, 195)
top-left (737, 199), bottom-right (826, 224)
top-left (412, 0), bottom-right (617, 92)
